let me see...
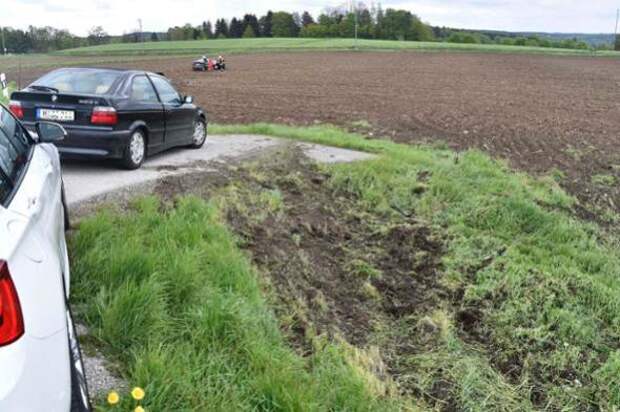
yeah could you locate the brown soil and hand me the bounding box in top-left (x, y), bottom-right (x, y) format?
top-left (9, 51), bottom-right (620, 220)
top-left (150, 147), bottom-right (453, 407)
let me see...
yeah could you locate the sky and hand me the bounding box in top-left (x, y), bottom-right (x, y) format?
top-left (2, 0), bottom-right (618, 36)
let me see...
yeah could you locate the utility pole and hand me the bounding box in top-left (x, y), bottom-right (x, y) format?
top-left (0, 26), bottom-right (6, 55)
top-left (138, 18), bottom-right (144, 43)
top-left (352, 0), bottom-right (358, 50)
top-left (614, 8), bottom-right (620, 50)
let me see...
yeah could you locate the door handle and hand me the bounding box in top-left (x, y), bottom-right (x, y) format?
top-left (27, 196), bottom-right (37, 209)
top-left (27, 196), bottom-right (43, 218)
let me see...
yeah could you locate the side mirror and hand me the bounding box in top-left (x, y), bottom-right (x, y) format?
top-left (35, 122), bottom-right (66, 143)
top-left (184, 95), bottom-right (194, 104)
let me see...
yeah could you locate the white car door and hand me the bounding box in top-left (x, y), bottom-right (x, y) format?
top-left (0, 106), bottom-right (68, 337)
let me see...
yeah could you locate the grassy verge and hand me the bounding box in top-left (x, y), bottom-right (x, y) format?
top-left (210, 124), bottom-right (620, 410)
top-left (70, 197), bottom-right (404, 411)
top-left (57, 38), bottom-right (620, 58)
top-left (71, 123), bottom-right (620, 410)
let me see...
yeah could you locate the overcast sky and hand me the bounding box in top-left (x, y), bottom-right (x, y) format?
top-left (3, 0), bottom-right (618, 36)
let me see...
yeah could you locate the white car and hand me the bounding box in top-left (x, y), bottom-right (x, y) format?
top-left (0, 103), bottom-right (90, 411)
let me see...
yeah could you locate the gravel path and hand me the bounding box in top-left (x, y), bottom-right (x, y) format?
top-left (64, 134), bottom-right (374, 207)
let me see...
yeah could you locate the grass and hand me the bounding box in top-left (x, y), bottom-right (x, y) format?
top-left (70, 197), bottom-right (403, 411)
top-left (71, 123), bottom-right (620, 410)
top-left (57, 37), bottom-right (620, 58)
top-left (0, 82), bottom-right (16, 105)
top-left (592, 174), bottom-right (616, 187)
top-left (0, 54), bottom-right (187, 73)
top-left (210, 123), bottom-right (620, 410)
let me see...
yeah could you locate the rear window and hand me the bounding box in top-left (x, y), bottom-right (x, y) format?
top-left (33, 69), bottom-right (122, 95)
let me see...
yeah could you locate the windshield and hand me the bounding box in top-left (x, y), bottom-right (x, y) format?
top-left (32, 69), bottom-right (122, 95)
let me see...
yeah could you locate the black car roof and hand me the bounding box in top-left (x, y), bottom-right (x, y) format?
top-left (46, 67), bottom-right (165, 78)
top-left (29, 68), bottom-right (171, 97)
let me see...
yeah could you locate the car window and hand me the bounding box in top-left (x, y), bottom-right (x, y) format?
top-left (149, 76), bottom-right (181, 105)
top-left (33, 69), bottom-right (122, 95)
top-left (0, 105), bottom-right (30, 203)
top-left (130, 76), bottom-right (159, 103)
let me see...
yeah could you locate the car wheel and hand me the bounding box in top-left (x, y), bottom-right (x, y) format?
top-left (189, 118), bottom-right (207, 149)
top-left (67, 306), bottom-right (91, 412)
top-left (121, 130), bottom-right (146, 170)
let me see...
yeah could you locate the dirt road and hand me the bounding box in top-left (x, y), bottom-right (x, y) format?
top-left (63, 134), bottom-right (374, 207)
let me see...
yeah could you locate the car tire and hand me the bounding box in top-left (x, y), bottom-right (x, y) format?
top-left (121, 130), bottom-right (146, 170)
top-left (67, 306), bottom-right (91, 412)
top-left (189, 118), bottom-right (207, 149)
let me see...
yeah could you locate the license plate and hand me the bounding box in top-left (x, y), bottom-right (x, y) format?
top-left (37, 108), bottom-right (75, 122)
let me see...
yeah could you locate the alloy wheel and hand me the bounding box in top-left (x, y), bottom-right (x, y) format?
top-left (129, 132), bottom-right (145, 165)
top-left (193, 121), bottom-right (206, 146)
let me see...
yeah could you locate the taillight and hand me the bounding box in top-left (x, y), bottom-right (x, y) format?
top-left (8, 101), bottom-right (23, 119)
top-left (0, 260), bottom-right (24, 347)
top-left (91, 106), bottom-right (118, 125)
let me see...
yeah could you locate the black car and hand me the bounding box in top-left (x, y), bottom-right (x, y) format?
top-left (9, 68), bottom-right (208, 169)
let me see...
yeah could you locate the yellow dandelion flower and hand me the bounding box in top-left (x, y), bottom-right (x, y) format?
top-left (107, 391), bottom-right (120, 405)
top-left (135, 407), bottom-right (145, 412)
top-left (131, 387), bottom-right (146, 401)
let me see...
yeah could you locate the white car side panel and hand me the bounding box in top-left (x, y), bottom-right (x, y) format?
top-left (0, 143), bottom-right (72, 411)
top-left (3, 146), bottom-right (67, 338)
top-left (0, 331), bottom-right (71, 411)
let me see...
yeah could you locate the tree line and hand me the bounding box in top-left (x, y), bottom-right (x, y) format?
top-left (166, 7), bottom-right (436, 42)
top-left (1, 5), bottom-right (616, 54)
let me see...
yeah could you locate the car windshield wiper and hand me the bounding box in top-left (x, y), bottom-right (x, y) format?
top-left (29, 85), bottom-right (60, 94)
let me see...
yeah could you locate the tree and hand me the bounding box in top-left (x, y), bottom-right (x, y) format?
top-left (616, 34), bottom-right (620, 51)
top-left (374, 4), bottom-right (384, 39)
top-left (229, 18), bottom-right (244, 38)
top-left (53, 30), bottom-right (76, 50)
top-left (339, 13), bottom-right (357, 38)
top-left (215, 19), bottom-right (229, 38)
top-left (203, 21), bottom-right (214, 39)
top-left (379, 9), bottom-right (431, 41)
top-left (301, 11), bottom-right (315, 27)
top-left (243, 14), bottom-right (260, 38)
top-left (167, 26), bottom-right (184, 41)
top-left (87, 26), bottom-right (109, 46)
top-left (259, 11), bottom-right (274, 37)
top-left (410, 15), bottom-right (434, 41)
top-left (317, 13), bottom-right (340, 37)
top-left (358, 9), bottom-right (374, 39)
top-left (243, 25), bottom-right (256, 38)
top-left (300, 24), bottom-right (329, 38)
top-left (192, 26), bottom-right (202, 40)
top-left (271, 11), bottom-right (298, 37)
top-left (150, 32), bottom-right (159, 42)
